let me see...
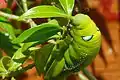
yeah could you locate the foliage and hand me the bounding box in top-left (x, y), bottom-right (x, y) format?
top-left (0, 0), bottom-right (101, 80)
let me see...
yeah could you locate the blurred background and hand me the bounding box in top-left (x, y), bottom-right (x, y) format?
top-left (0, 0), bottom-right (119, 80)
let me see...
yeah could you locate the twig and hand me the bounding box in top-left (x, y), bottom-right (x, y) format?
top-left (0, 10), bottom-right (35, 25)
top-left (20, 63), bottom-right (35, 73)
top-left (75, 0), bottom-right (81, 13)
top-left (22, 0), bottom-right (28, 12)
top-left (0, 0), bottom-right (36, 27)
top-left (82, 68), bottom-right (97, 80)
top-left (15, 0), bottom-right (24, 13)
top-left (77, 72), bottom-right (89, 80)
top-left (22, 0), bottom-right (37, 27)
top-left (11, 63), bottom-right (35, 77)
top-left (0, 11), bottom-right (19, 20)
top-left (0, 11), bottom-right (32, 24)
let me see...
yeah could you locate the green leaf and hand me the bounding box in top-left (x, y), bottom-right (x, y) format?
top-left (12, 23), bottom-right (61, 44)
top-left (9, 48), bottom-right (28, 72)
top-left (0, 22), bottom-right (16, 40)
top-left (0, 33), bottom-right (16, 57)
top-left (0, 8), bottom-right (12, 14)
top-left (12, 48), bottom-right (26, 63)
top-left (19, 5), bottom-right (68, 19)
top-left (21, 42), bottom-right (37, 52)
top-left (48, 19), bottom-right (59, 25)
top-left (34, 43), bottom-right (54, 75)
top-left (59, 0), bottom-right (74, 15)
top-left (52, 58), bottom-right (65, 77)
top-left (0, 16), bottom-right (8, 22)
top-left (1, 56), bottom-right (11, 70)
top-left (0, 56), bottom-right (11, 75)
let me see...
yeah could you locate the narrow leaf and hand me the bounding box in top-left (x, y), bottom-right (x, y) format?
top-left (12, 23), bottom-right (61, 44)
top-left (0, 33), bottom-right (16, 56)
top-left (0, 22), bottom-right (16, 40)
top-left (12, 48), bottom-right (26, 62)
top-left (59, 0), bottom-right (74, 15)
top-left (0, 16), bottom-right (8, 22)
top-left (34, 43), bottom-right (54, 75)
top-left (21, 42), bottom-right (36, 52)
top-left (20, 5), bottom-right (68, 19)
top-left (0, 56), bottom-right (11, 73)
top-left (8, 48), bottom-right (26, 71)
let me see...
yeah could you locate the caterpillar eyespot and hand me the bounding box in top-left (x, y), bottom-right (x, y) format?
top-left (81, 35), bottom-right (93, 41)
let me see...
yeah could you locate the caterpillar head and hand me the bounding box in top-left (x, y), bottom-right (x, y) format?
top-left (71, 14), bottom-right (92, 29)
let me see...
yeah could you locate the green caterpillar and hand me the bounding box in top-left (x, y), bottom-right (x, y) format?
top-left (44, 14), bottom-right (101, 80)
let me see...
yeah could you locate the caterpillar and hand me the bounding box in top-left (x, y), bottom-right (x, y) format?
top-left (44, 14), bottom-right (101, 79)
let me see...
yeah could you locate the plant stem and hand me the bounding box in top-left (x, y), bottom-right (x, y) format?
top-left (0, 11), bottom-right (19, 20)
top-left (22, 0), bottom-right (28, 12)
top-left (77, 73), bottom-right (88, 80)
top-left (22, 0), bottom-right (37, 27)
top-left (82, 68), bottom-right (97, 80)
top-left (0, 11), bottom-right (34, 24)
top-left (75, 0), bottom-right (81, 13)
top-left (11, 63), bottom-right (35, 77)
top-left (15, 0), bottom-right (24, 13)
top-left (20, 63), bottom-right (35, 73)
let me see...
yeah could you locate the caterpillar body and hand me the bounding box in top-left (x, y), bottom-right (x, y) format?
top-left (44, 14), bottom-right (101, 79)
